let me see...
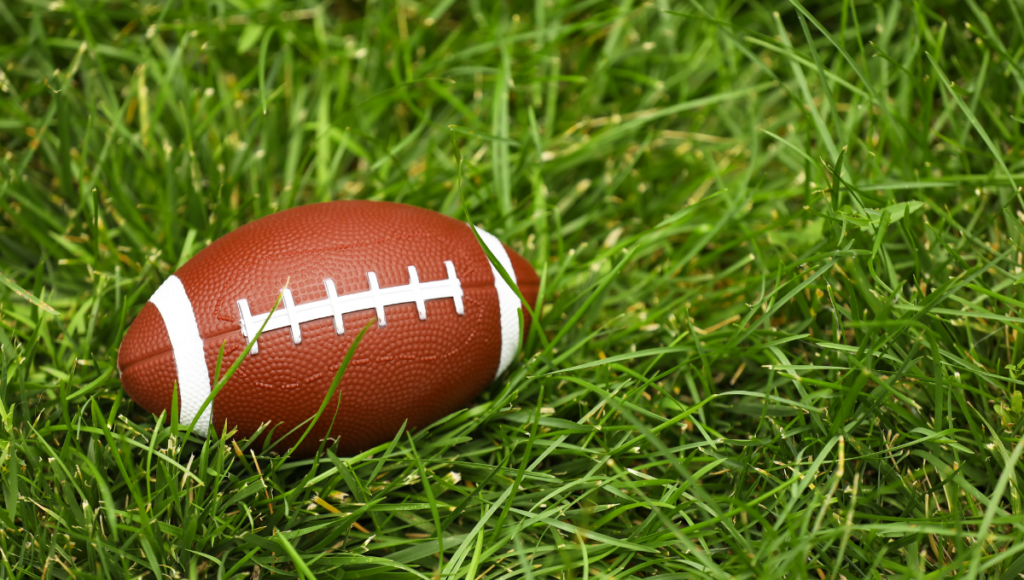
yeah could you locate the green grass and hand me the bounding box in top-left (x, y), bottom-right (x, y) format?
top-left (4, 0), bottom-right (1024, 577)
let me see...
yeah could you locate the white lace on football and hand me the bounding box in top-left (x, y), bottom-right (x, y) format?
top-left (237, 260), bottom-right (465, 353)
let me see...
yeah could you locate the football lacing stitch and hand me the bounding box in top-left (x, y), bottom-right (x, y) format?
top-left (237, 260), bottom-right (465, 353)
top-left (246, 297), bottom-right (482, 390)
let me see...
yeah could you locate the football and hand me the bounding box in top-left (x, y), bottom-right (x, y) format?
top-left (117, 201), bottom-right (539, 456)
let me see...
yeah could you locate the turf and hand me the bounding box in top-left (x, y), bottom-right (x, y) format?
top-left (2, 0), bottom-right (1024, 577)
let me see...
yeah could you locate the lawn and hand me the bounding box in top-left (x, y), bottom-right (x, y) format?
top-left (2, 0), bottom-right (1024, 577)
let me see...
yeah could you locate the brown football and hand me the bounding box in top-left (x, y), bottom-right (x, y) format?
top-left (117, 201), bottom-right (539, 456)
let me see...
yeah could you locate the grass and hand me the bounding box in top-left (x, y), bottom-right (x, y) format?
top-left (4, 0), bottom-right (1024, 577)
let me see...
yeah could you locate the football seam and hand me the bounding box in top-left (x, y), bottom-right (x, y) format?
top-left (212, 297), bottom-right (486, 390)
top-left (119, 292), bottom-right (497, 376)
top-left (232, 233), bottom-right (481, 310)
top-left (119, 276), bottom-right (537, 372)
top-left (117, 327), bottom-right (249, 372)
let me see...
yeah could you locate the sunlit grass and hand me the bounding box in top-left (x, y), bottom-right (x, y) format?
top-left (2, 0), bottom-right (1024, 577)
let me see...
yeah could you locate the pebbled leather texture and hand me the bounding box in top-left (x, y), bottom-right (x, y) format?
top-left (118, 201), bottom-right (539, 456)
top-left (118, 302), bottom-right (179, 416)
